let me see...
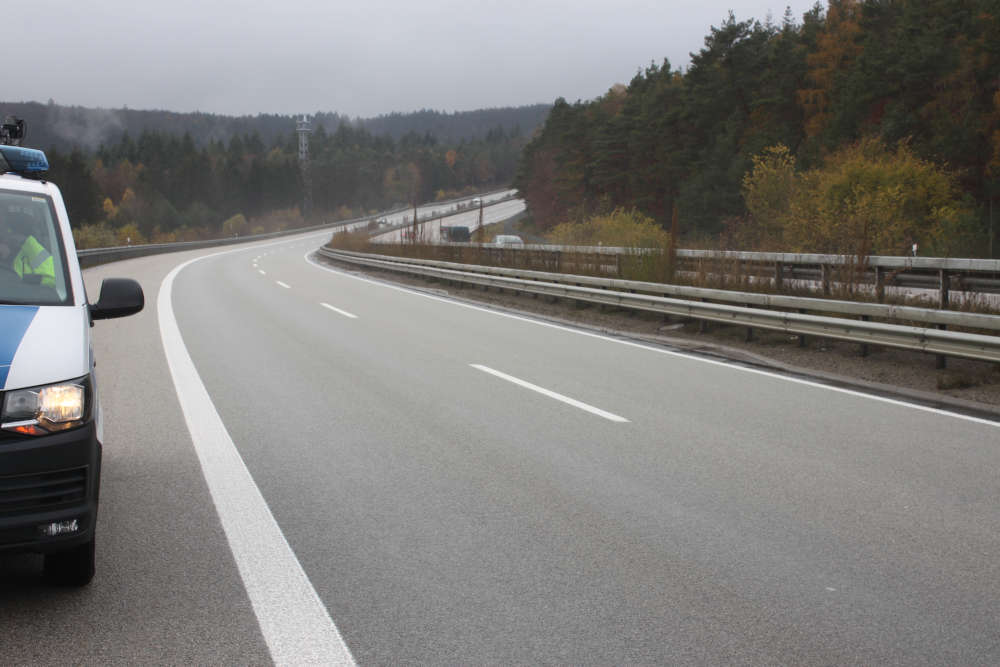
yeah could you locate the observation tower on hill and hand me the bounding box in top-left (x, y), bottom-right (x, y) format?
top-left (296, 115), bottom-right (313, 216)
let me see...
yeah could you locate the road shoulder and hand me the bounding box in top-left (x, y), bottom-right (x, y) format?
top-left (317, 255), bottom-right (1000, 421)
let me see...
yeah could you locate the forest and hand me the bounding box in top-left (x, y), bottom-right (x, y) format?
top-left (513, 0), bottom-right (1000, 258)
top-left (14, 107), bottom-right (539, 247)
top-left (0, 100), bottom-right (550, 152)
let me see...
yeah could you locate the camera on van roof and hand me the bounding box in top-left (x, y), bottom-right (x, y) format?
top-left (0, 115), bottom-right (26, 146)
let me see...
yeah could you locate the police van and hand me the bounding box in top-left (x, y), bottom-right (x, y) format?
top-left (0, 133), bottom-right (144, 586)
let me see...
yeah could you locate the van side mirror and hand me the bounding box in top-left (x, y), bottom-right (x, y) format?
top-left (89, 278), bottom-right (144, 320)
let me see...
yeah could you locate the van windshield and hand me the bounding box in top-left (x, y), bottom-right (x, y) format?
top-left (0, 189), bottom-right (72, 306)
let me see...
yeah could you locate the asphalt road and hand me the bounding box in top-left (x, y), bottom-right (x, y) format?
top-left (2, 230), bottom-right (999, 665)
top-left (0, 247), bottom-right (272, 664)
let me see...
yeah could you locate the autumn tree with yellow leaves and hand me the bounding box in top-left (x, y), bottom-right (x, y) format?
top-left (741, 139), bottom-right (981, 257)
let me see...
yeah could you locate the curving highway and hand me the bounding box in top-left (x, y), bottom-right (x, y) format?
top-left (2, 229), bottom-right (999, 665)
top-left (371, 193), bottom-right (524, 243)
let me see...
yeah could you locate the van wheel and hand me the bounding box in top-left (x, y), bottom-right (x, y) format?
top-left (44, 537), bottom-right (96, 587)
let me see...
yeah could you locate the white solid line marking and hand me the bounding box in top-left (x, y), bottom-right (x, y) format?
top-left (305, 252), bottom-right (999, 430)
top-left (471, 364), bottom-right (629, 423)
top-left (158, 247), bottom-right (355, 666)
top-left (276, 281), bottom-right (291, 289)
top-left (258, 270), bottom-right (266, 276)
top-left (320, 302), bottom-right (358, 319)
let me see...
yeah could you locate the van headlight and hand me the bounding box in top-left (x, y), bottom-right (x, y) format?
top-left (2, 379), bottom-right (88, 436)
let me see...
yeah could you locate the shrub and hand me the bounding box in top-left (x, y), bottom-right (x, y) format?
top-left (546, 208), bottom-right (673, 282)
top-left (221, 213), bottom-right (248, 237)
top-left (73, 223), bottom-right (118, 249)
top-left (742, 139), bottom-right (983, 257)
top-left (546, 208), bottom-right (670, 247)
top-left (739, 144), bottom-right (796, 249)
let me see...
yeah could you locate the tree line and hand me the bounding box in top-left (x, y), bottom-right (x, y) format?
top-left (361, 105), bottom-right (551, 143)
top-left (514, 0), bottom-right (1000, 257)
top-left (39, 120), bottom-right (529, 247)
top-left (2, 100), bottom-right (550, 152)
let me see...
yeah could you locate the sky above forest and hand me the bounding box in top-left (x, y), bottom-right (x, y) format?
top-left (10, 0), bottom-right (820, 118)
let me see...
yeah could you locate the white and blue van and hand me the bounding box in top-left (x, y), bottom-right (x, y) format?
top-left (0, 143), bottom-right (143, 586)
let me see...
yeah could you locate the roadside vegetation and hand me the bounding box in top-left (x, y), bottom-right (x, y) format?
top-left (734, 140), bottom-right (979, 257)
top-left (330, 207), bottom-right (679, 284)
top-left (546, 208), bottom-right (669, 247)
top-left (513, 0), bottom-right (1000, 258)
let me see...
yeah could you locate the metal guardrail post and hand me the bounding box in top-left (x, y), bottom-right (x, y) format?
top-left (875, 266), bottom-right (886, 303)
top-left (861, 315), bottom-right (870, 357)
top-left (937, 323), bottom-right (948, 369)
top-left (937, 271), bottom-right (950, 370)
top-left (774, 262), bottom-right (784, 291)
top-left (822, 264), bottom-right (831, 295)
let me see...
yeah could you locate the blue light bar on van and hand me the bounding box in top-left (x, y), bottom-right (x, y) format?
top-left (0, 146), bottom-right (49, 174)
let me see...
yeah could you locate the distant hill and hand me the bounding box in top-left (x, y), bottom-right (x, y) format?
top-left (358, 106), bottom-right (552, 143)
top-left (0, 100), bottom-right (551, 151)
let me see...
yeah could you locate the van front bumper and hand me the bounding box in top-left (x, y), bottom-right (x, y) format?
top-left (0, 422), bottom-right (100, 554)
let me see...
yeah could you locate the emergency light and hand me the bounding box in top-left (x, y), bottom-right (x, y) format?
top-left (0, 145), bottom-right (49, 175)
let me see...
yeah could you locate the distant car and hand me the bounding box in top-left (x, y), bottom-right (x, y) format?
top-left (441, 226), bottom-right (471, 242)
top-left (470, 198), bottom-right (481, 207)
top-left (493, 234), bottom-right (524, 248)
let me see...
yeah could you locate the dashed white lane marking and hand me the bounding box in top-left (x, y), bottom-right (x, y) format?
top-left (258, 270), bottom-right (266, 276)
top-left (320, 302), bottom-right (358, 319)
top-left (471, 364), bottom-right (629, 423)
top-left (276, 281), bottom-right (291, 289)
top-left (158, 243), bottom-right (355, 666)
top-left (305, 252), bottom-right (1000, 431)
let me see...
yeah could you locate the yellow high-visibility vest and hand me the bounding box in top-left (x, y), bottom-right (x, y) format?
top-left (13, 235), bottom-right (55, 287)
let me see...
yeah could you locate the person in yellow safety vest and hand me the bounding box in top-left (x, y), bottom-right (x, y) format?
top-left (0, 218), bottom-right (55, 287)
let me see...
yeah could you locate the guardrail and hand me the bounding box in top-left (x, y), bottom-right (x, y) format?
top-left (317, 247), bottom-right (1000, 364)
top-left (382, 240), bottom-right (1000, 302)
top-left (673, 249), bottom-right (1000, 305)
top-left (363, 191), bottom-right (1000, 300)
top-left (416, 187), bottom-right (516, 211)
top-left (76, 218), bottom-right (364, 268)
top-left (367, 191), bottom-right (1000, 302)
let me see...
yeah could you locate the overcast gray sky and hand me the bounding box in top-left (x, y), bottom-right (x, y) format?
top-left (12, 0), bottom-right (820, 118)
